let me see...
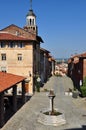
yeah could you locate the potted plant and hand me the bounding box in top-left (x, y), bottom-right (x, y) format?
top-left (80, 86), bottom-right (86, 97)
top-left (35, 73), bottom-right (41, 92)
top-left (72, 87), bottom-right (79, 98)
top-left (80, 77), bottom-right (86, 97)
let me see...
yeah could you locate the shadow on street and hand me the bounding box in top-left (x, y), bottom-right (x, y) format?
top-left (65, 125), bottom-right (86, 130)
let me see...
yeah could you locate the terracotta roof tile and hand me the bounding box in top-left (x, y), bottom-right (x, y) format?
top-left (68, 52), bottom-right (86, 63)
top-left (40, 48), bottom-right (50, 53)
top-left (0, 32), bottom-right (32, 41)
top-left (0, 72), bottom-right (25, 92)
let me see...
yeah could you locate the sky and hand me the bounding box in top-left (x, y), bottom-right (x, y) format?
top-left (0, 0), bottom-right (86, 59)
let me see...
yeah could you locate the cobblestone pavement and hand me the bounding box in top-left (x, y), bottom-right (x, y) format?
top-left (1, 76), bottom-right (86, 130)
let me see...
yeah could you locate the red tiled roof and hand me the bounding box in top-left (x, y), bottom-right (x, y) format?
top-left (0, 72), bottom-right (25, 92)
top-left (70, 52), bottom-right (86, 59)
top-left (0, 24), bottom-right (43, 42)
top-left (0, 32), bottom-right (32, 41)
top-left (79, 52), bottom-right (86, 57)
top-left (40, 48), bottom-right (50, 53)
top-left (68, 52), bottom-right (86, 64)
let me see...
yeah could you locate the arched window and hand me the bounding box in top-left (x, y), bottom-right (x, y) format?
top-left (33, 19), bottom-right (34, 25)
top-left (30, 19), bottom-right (31, 25)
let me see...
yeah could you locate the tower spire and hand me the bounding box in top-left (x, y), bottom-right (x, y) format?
top-left (24, 0), bottom-right (38, 35)
top-left (30, 0), bottom-right (32, 10)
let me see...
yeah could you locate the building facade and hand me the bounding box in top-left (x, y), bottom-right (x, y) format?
top-left (68, 52), bottom-right (86, 89)
top-left (40, 48), bottom-right (55, 84)
top-left (0, 5), bottom-right (43, 95)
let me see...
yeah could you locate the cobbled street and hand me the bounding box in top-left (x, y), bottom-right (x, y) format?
top-left (1, 76), bottom-right (86, 130)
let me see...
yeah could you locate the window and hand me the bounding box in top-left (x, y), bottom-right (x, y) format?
top-left (1, 67), bottom-right (6, 72)
top-left (18, 54), bottom-right (22, 61)
top-left (33, 27), bottom-right (35, 30)
top-left (30, 19), bottom-right (31, 25)
top-left (1, 54), bottom-right (6, 60)
top-left (0, 42), bottom-right (6, 48)
top-left (33, 19), bottom-right (34, 25)
top-left (18, 42), bottom-right (24, 48)
top-left (8, 42), bottom-right (15, 48)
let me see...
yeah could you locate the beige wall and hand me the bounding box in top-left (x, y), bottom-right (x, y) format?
top-left (0, 42), bottom-right (34, 94)
top-left (0, 25), bottom-right (41, 94)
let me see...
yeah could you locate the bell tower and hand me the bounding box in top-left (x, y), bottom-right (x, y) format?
top-left (24, 0), bottom-right (38, 35)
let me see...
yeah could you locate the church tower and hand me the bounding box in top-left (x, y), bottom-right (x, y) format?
top-left (24, 0), bottom-right (38, 35)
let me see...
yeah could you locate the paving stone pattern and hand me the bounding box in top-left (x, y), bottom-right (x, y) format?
top-left (1, 76), bottom-right (86, 130)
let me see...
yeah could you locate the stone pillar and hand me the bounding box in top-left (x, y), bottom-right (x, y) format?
top-left (48, 90), bottom-right (55, 115)
top-left (13, 85), bottom-right (17, 113)
top-left (0, 92), bottom-right (4, 128)
top-left (22, 81), bottom-right (26, 104)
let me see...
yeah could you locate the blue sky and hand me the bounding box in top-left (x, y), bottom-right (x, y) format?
top-left (0, 0), bottom-right (86, 58)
